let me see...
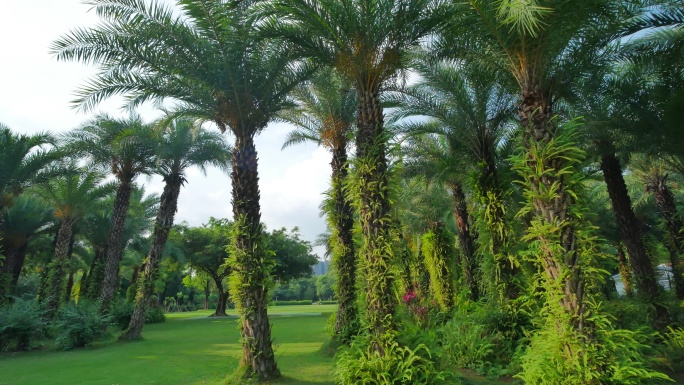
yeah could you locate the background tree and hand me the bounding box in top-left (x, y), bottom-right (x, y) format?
top-left (33, 167), bottom-right (111, 318)
top-left (0, 125), bottom-right (57, 303)
top-left (63, 115), bottom-right (157, 312)
top-left (53, 1), bottom-right (315, 377)
top-left (265, 0), bottom-right (448, 350)
top-left (122, 117), bottom-right (230, 340)
top-left (279, 68), bottom-right (359, 341)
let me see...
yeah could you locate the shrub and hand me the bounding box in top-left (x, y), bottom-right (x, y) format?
top-left (145, 305), bottom-right (166, 324)
top-left (110, 300), bottom-right (134, 330)
top-left (53, 300), bottom-right (111, 350)
top-left (334, 334), bottom-right (453, 385)
top-left (110, 300), bottom-right (165, 329)
top-left (662, 327), bottom-right (684, 371)
top-left (270, 300), bottom-right (312, 306)
top-left (0, 298), bottom-right (46, 352)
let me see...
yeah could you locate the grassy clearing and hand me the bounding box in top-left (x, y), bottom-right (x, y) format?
top-left (0, 306), bottom-right (337, 385)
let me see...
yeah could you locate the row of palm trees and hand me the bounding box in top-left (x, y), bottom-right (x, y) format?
top-left (45, 0), bottom-right (683, 381)
top-left (0, 116), bottom-right (231, 337)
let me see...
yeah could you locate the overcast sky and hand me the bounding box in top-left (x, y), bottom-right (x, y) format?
top-left (0, 1), bottom-right (331, 258)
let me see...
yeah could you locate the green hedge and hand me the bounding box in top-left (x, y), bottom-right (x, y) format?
top-left (270, 300), bottom-right (313, 306)
top-left (317, 300), bottom-right (338, 305)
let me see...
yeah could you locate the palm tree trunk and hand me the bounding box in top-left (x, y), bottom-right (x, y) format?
top-left (44, 217), bottom-right (75, 319)
top-left (648, 175), bottom-right (684, 299)
top-left (230, 134), bottom-right (279, 380)
top-left (356, 84), bottom-right (395, 352)
top-left (121, 174), bottom-right (182, 341)
top-left (330, 144), bottom-right (358, 342)
top-left (99, 178), bottom-right (134, 312)
top-left (450, 182), bottom-right (479, 301)
top-left (616, 244), bottom-right (633, 297)
top-left (600, 152), bottom-right (663, 314)
top-left (519, 87), bottom-right (584, 326)
top-left (64, 271), bottom-right (75, 304)
top-left (476, 144), bottom-right (518, 301)
top-left (83, 245), bottom-right (106, 300)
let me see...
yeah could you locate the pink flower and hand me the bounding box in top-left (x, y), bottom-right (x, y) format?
top-left (402, 290), bottom-right (417, 304)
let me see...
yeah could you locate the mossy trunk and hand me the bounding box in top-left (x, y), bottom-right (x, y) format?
top-left (229, 133), bottom-right (279, 380)
top-left (601, 151), bottom-right (665, 324)
top-left (648, 174), bottom-right (684, 300)
top-left (44, 217), bottom-right (75, 319)
top-left (519, 87), bottom-right (584, 326)
top-left (450, 182), bottom-right (479, 301)
top-left (82, 245), bottom-right (106, 300)
top-left (475, 142), bottom-right (518, 301)
top-left (421, 222), bottom-right (456, 313)
top-left (100, 178), bottom-right (134, 312)
top-left (121, 174), bottom-right (182, 341)
top-left (330, 144), bottom-right (358, 343)
top-left (616, 244), bottom-right (633, 297)
top-left (355, 84), bottom-right (396, 353)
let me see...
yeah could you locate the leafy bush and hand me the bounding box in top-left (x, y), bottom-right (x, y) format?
top-left (109, 300), bottom-right (165, 329)
top-left (516, 310), bottom-right (670, 385)
top-left (145, 305), bottom-right (166, 324)
top-left (0, 298), bottom-right (46, 352)
top-left (53, 301), bottom-right (111, 350)
top-left (270, 300), bottom-right (312, 306)
top-left (110, 300), bottom-right (134, 330)
top-left (334, 334), bottom-right (453, 385)
top-left (662, 327), bottom-right (684, 371)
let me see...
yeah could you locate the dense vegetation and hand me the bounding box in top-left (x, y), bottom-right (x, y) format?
top-left (2, 0), bottom-right (684, 384)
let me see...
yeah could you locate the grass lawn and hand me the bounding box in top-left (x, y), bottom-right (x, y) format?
top-left (0, 305), bottom-right (338, 385)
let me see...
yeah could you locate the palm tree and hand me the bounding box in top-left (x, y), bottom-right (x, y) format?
top-left (443, 0), bottom-right (629, 328)
top-left (279, 68), bottom-right (359, 342)
top-left (1, 195), bottom-right (53, 296)
top-left (33, 166), bottom-right (112, 318)
top-left (390, 58), bottom-right (518, 301)
top-left (52, 1), bottom-right (313, 378)
top-left (63, 115), bottom-right (157, 312)
top-left (121, 117), bottom-right (230, 341)
top-left (568, 65), bottom-right (666, 310)
top-left (399, 134), bottom-right (480, 301)
top-left (0, 124), bottom-right (58, 303)
top-left (632, 156), bottom-right (684, 299)
top-left (263, 0), bottom-right (448, 349)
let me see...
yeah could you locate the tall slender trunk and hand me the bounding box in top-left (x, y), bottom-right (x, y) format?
top-left (83, 245), bottom-right (106, 300)
top-left (600, 151), bottom-right (662, 314)
top-left (450, 182), bottom-right (479, 301)
top-left (476, 142), bottom-right (518, 301)
top-left (121, 174), bottom-right (182, 340)
top-left (213, 275), bottom-right (228, 317)
top-left (422, 222), bottom-right (456, 312)
top-left (647, 174), bottom-right (684, 299)
top-left (44, 217), bottom-right (75, 319)
top-left (330, 144), bottom-right (358, 342)
top-left (519, 87), bottom-right (584, 326)
top-left (616, 244), bottom-right (633, 297)
top-left (0, 242), bottom-right (29, 298)
top-left (230, 133), bottom-right (279, 380)
top-left (356, 84), bottom-right (395, 352)
top-left (99, 178), bottom-right (134, 312)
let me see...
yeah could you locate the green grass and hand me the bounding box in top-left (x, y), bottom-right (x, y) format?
top-left (0, 306), bottom-right (337, 385)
